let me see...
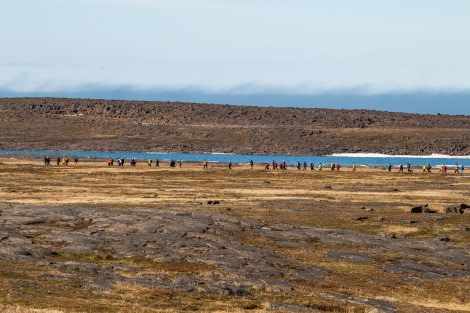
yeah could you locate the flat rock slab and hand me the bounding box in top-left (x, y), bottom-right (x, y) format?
top-left (1, 202), bottom-right (470, 307)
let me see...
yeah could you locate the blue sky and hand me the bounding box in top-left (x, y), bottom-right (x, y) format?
top-left (1, 0), bottom-right (470, 114)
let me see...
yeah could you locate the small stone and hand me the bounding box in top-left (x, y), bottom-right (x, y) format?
top-left (438, 236), bottom-right (450, 242)
top-left (355, 216), bottom-right (368, 221)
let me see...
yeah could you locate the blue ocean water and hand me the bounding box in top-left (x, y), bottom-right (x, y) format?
top-left (1, 150), bottom-right (469, 168)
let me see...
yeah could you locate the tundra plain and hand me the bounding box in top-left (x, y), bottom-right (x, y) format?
top-left (0, 159), bottom-right (469, 312)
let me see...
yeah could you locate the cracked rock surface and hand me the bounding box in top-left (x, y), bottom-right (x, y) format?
top-left (1, 202), bottom-right (470, 312)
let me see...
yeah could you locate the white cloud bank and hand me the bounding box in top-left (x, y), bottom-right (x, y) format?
top-left (1, 0), bottom-right (470, 102)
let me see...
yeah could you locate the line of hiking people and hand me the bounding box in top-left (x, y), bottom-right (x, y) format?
top-left (105, 157), bottom-right (183, 167)
top-left (44, 156), bottom-right (78, 166)
top-left (44, 155), bottom-right (465, 174)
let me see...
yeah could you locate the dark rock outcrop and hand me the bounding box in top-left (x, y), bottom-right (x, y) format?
top-left (410, 204), bottom-right (435, 213)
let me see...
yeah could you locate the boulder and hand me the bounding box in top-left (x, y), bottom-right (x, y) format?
top-left (411, 204), bottom-right (428, 213)
top-left (355, 216), bottom-right (368, 221)
top-left (438, 236), bottom-right (450, 242)
top-left (461, 203), bottom-right (470, 213)
top-left (443, 204), bottom-right (470, 214)
top-left (443, 206), bottom-right (460, 214)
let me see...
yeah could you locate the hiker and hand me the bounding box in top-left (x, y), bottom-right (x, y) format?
top-left (387, 163), bottom-right (392, 172)
top-left (107, 157), bottom-right (114, 166)
top-left (455, 164), bottom-right (460, 173)
top-left (461, 164), bottom-right (465, 174)
top-left (249, 160), bottom-right (254, 169)
top-left (407, 163), bottom-right (413, 172)
top-left (131, 157), bottom-right (137, 166)
top-left (281, 160), bottom-right (286, 170)
top-left (330, 162), bottom-right (335, 171)
top-left (178, 160), bottom-right (183, 167)
top-left (303, 162), bottom-right (307, 170)
top-left (203, 159), bottom-right (208, 169)
top-left (297, 161), bottom-right (301, 170)
top-left (169, 159), bottom-right (175, 167)
top-left (74, 157), bottom-right (78, 166)
top-left (427, 163), bottom-right (432, 173)
top-left (336, 163), bottom-right (341, 171)
top-left (422, 164), bottom-right (427, 173)
top-left (318, 163), bottom-right (323, 171)
top-left (265, 162), bottom-right (270, 170)
top-left (399, 164), bottom-right (404, 172)
top-left (352, 163), bottom-right (356, 171)
top-left (44, 156), bottom-right (50, 166)
top-left (228, 161), bottom-right (232, 169)
top-left (155, 158), bottom-right (159, 167)
top-left (57, 157), bottom-right (60, 166)
top-left (310, 163), bottom-right (315, 170)
top-left (272, 160), bottom-right (278, 170)
top-left (147, 158), bottom-right (152, 167)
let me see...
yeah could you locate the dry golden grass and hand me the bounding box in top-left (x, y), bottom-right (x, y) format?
top-left (1, 158), bottom-right (469, 312)
top-left (0, 307), bottom-right (63, 313)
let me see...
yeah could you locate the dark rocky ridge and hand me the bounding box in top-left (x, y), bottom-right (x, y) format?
top-left (1, 97), bottom-right (469, 155)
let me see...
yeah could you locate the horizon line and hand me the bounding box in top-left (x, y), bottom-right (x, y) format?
top-left (1, 86), bottom-right (470, 115)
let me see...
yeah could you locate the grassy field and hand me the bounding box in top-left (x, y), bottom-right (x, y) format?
top-left (0, 158), bottom-right (469, 312)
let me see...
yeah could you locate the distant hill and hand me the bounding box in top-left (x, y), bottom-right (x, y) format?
top-left (1, 97), bottom-right (469, 155)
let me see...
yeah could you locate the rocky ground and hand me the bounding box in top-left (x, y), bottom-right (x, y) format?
top-left (1, 202), bottom-right (469, 312)
top-left (1, 97), bottom-right (469, 155)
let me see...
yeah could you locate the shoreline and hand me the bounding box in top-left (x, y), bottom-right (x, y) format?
top-left (2, 149), bottom-right (470, 159)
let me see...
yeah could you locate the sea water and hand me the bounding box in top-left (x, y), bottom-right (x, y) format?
top-left (1, 150), bottom-right (469, 168)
